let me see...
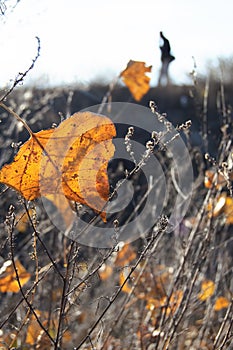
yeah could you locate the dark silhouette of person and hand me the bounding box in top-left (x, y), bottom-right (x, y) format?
top-left (158, 31), bottom-right (175, 86)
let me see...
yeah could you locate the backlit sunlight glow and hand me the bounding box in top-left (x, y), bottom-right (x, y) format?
top-left (0, 0), bottom-right (232, 87)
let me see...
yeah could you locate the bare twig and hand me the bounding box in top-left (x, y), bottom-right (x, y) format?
top-left (75, 216), bottom-right (168, 349)
top-left (6, 205), bottom-right (55, 346)
top-left (0, 36), bottom-right (41, 102)
top-left (202, 77), bottom-right (209, 153)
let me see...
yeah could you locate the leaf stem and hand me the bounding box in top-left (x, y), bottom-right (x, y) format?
top-left (0, 102), bottom-right (33, 136)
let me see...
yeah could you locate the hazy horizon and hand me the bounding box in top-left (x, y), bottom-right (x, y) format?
top-left (0, 0), bottom-right (233, 88)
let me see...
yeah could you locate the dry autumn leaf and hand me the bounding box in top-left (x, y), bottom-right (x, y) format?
top-left (26, 309), bottom-right (71, 346)
top-left (198, 279), bottom-right (215, 302)
top-left (40, 112), bottom-right (116, 221)
top-left (26, 323), bottom-right (51, 349)
top-left (99, 244), bottom-right (136, 282)
top-left (146, 297), bottom-right (161, 311)
top-left (206, 193), bottom-right (227, 218)
top-left (0, 111), bottom-right (116, 222)
top-left (145, 292), bottom-right (182, 315)
top-left (120, 60), bottom-right (152, 101)
top-left (119, 268), bottom-right (132, 294)
top-left (99, 264), bottom-right (113, 281)
top-left (160, 290), bottom-right (183, 316)
top-left (206, 193), bottom-right (233, 224)
top-left (214, 296), bottom-right (230, 311)
top-left (223, 196), bottom-right (233, 224)
top-left (0, 129), bottom-right (54, 200)
top-left (115, 243), bottom-right (136, 267)
top-left (204, 167), bottom-right (233, 189)
top-left (0, 259), bottom-right (30, 293)
top-left (204, 169), bottom-right (226, 189)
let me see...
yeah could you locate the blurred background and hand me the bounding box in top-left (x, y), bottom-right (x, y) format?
top-left (0, 0), bottom-right (233, 87)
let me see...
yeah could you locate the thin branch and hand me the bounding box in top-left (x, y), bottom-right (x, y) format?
top-left (7, 207), bottom-right (55, 345)
top-left (23, 201), bottom-right (65, 281)
top-left (0, 262), bottom-right (53, 329)
top-left (213, 298), bottom-right (233, 349)
top-left (54, 240), bottom-right (76, 349)
top-left (0, 101), bottom-right (33, 136)
top-left (75, 216), bottom-right (168, 349)
top-left (0, 36), bottom-right (41, 102)
top-left (202, 77), bottom-right (209, 154)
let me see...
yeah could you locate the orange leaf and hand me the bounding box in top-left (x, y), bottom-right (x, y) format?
top-left (99, 264), bottom-right (113, 281)
top-left (146, 298), bottom-right (161, 311)
top-left (224, 196), bottom-right (233, 224)
top-left (168, 290), bottom-right (183, 314)
top-left (115, 243), bottom-right (136, 267)
top-left (0, 331), bottom-right (17, 348)
top-left (206, 193), bottom-right (226, 218)
top-left (0, 259), bottom-right (30, 293)
top-left (198, 280), bottom-right (215, 301)
top-left (145, 290), bottom-right (183, 319)
top-left (0, 129), bottom-right (53, 200)
top-left (120, 60), bottom-right (152, 101)
top-left (204, 170), bottom-right (226, 189)
top-left (206, 194), bottom-right (233, 224)
top-left (99, 244), bottom-right (136, 282)
top-left (119, 268), bottom-right (132, 294)
top-left (26, 309), bottom-right (71, 346)
top-left (214, 296), bottom-right (230, 311)
top-left (26, 309), bottom-right (43, 345)
top-left (0, 112), bottom-right (116, 222)
top-left (158, 290), bottom-right (183, 316)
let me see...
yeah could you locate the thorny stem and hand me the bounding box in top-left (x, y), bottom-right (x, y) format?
top-left (65, 244), bottom-right (117, 299)
top-left (54, 241), bottom-right (76, 349)
top-left (7, 206), bottom-right (55, 346)
top-left (75, 216), bottom-right (168, 349)
top-left (23, 201), bottom-right (65, 281)
top-left (0, 262), bottom-right (53, 329)
top-left (154, 188), bottom-right (215, 348)
top-left (102, 221), bottom-right (166, 347)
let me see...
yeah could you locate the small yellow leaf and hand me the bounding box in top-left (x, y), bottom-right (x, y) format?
top-left (214, 296), bottom-right (230, 311)
top-left (26, 309), bottom-right (71, 346)
top-left (224, 196), bottom-right (233, 224)
top-left (206, 193), bottom-right (233, 224)
top-left (168, 290), bottom-right (183, 314)
top-left (99, 264), bottom-right (113, 281)
top-left (146, 298), bottom-right (161, 311)
top-left (119, 269), bottom-right (132, 294)
top-left (115, 243), bottom-right (136, 267)
top-left (0, 259), bottom-right (30, 293)
top-left (120, 60), bottom-right (152, 101)
top-left (206, 193), bottom-right (226, 218)
top-left (198, 280), bottom-right (215, 301)
top-left (204, 170), bottom-right (226, 189)
top-left (159, 290), bottom-right (183, 316)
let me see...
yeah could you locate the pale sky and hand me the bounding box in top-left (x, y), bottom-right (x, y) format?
top-left (0, 0), bottom-right (233, 87)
